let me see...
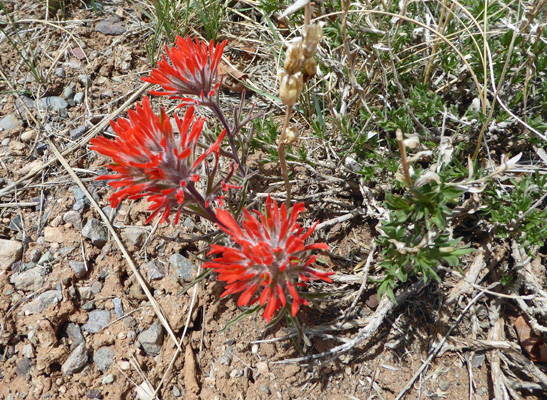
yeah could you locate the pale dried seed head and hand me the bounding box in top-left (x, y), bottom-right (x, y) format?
top-left (279, 71), bottom-right (303, 106)
top-left (284, 126), bottom-right (299, 145)
top-left (284, 38), bottom-right (303, 75)
top-left (302, 22), bottom-right (324, 58)
top-left (303, 57), bottom-right (318, 78)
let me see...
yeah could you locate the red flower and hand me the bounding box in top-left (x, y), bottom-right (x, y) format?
top-left (142, 36), bottom-right (226, 105)
top-left (203, 196), bottom-right (334, 322)
top-left (90, 96), bottom-right (231, 224)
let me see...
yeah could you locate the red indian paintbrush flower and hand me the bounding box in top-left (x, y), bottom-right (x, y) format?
top-left (142, 35), bottom-right (226, 106)
top-left (90, 96), bottom-right (236, 224)
top-left (203, 196), bottom-right (334, 322)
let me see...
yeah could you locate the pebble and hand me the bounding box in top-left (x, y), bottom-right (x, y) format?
top-left (29, 248), bottom-right (42, 263)
top-left (78, 74), bottom-right (92, 88)
top-left (472, 353), bottom-right (486, 368)
top-left (260, 385), bottom-right (271, 395)
top-left (10, 268), bottom-right (45, 291)
top-left (16, 358), bottom-right (33, 377)
top-left (69, 260), bottom-right (87, 278)
top-left (0, 114), bottom-right (23, 131)
top-left (220, 345), bottom-right (233, 366)
top-left (0, 239), bottom-right (22, 270)
top-left (82, 301), bottom-right (95, 311)
top-left (102, 374), bottom-right (115, 384)
top-left (122, 227), bottom-right (147, 247)
top-left (63, 210), bottom-right (82, 230)
top-left (2, 138), bottom-right (10, 146)
top-left (438, 379), bottom-right (451, 391)
top-left (79, 286), bottom-right (94, 301)
top-left (21, 130), bottom-right (35, 143)
top-left (55, 67), bottom-right (66, 78)
top-left (85, 389), bottom-right (103, 399)
top-left (74, 92), bottom-right (84, 104)
top-left (90, 281), bottom-right (103, 295)
top-left (66, 323), bottom-right (84, 350)
top-left (93, 346), bottom-right (115, 373)
top-left (112, 298), bottom-right (124, 318)
top-left (143, 260), bottom-right (165, 281)
top-left (36, 96), bottom-right (68, 112)
top-left (21, 290), bottom-right (63, 314)
top-left (22, 344), bottom-right (34, 358)
top-left (70, 126), bottom-right (87, 140)
top-left (118, 361), bottom-right (131, 370)
top-left (172, 385), bottom-right (182, 397)
top-left (170, 254), bottom-right (195, 281)
top-left (63, 87), bottom-right (74, 99)
top-left (37, 251), bottom-right (53, 265)
top-left (82, 218), bottom-right (109, 248)
top-left (73, 199), bottom-right (86, 212)
top-left (95, 16), bottom-right (126, 35)
top-left (83, 310), bottom-right (111, 333)
top-left (62, 343), bottom-right (88, 375)
top-left (137, 321), bottom-right (164, 356)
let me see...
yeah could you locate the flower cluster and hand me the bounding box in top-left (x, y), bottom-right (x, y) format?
top-left (90, 97), bottom-right (234, 224)
top-left (142, 35), bottom-right (226, 106)
top-left (203, 196), bottom-right (334, 322)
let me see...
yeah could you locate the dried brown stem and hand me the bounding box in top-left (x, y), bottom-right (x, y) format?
top-left (396, 128), bottom-right (412, 189)
top-left (278, 106), bottom-right (293, 207)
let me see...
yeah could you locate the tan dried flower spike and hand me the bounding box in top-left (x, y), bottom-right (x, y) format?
top-left (279, 71), bottom-right (303, 107)
top-left (284, 38), bottom-right (304, 75)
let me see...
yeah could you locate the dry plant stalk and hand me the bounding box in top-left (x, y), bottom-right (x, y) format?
top-left (278, 3), bottom-right (323, 205)
top-left (396, 128), bottom-right (413, 188)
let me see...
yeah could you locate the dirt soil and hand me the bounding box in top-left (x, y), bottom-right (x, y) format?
top-left (0, 1), bottom-right (545, 400)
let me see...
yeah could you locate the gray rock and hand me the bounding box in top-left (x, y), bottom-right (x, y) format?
top-left (122, 228), bottom-right (146, 247)
top-left (37, 251), bottom-right (53, 265)
top-left (172, 385), bottom-right (182, 397)
top-left (2, 138), bottom-right (10, 146)
top-left (0, 114), bottom-right (23, 131)
top-left (64, 210), bottom-right (82, 230)
top-left (62, 343), bottom-right (88, 375)
top-left (86, 389), bottom-right (103, 399)
top-left (63, 87), bottom-right (74, 99)
top-left (102, 374), bottom-right (115, 384)
top-left (55, 67), bottom-right (66, 78)
top-left (20, 130), bottom-right (35, 143)
top-left (10, 268), bottom-right (45, 291)
top-left (82, 218), bottom-right (108, 248)
top-left (93, 346), bottom-right (115, 373)
top-left (15, 96), bottom-right (35, 116)
top-left (78, 74), bottom-right (92, 88)
top-left (137, 321), bottom-right (164, 356)
top-left (16, 357), bottom-right (33, 377)
top-left (29, 248), bottom-right (42, 263)
top-left (21, 290), bottom-right (63, 314)
top-left (143, 260), bottom-right (165, 281)
top-left (95, 16), bottom-right (126, 35)
top-left (83, 310), bottom-right (111, 333)
top-left (112, 298), bottom-right (124, 319)
top-left (90, 281), bottom-right (103, 295)
top-left (170, 254), bottom-right (195, 281)
top-left (438, 379), bottom-right (451, 391)
top-left (73, 199), bottom-right (86, 212)
top-left (69, 260), bottom-right (87, 278)
top-left (79, 286), bottom-right (94, 301)
top-left (82, 301), bottom-right (95, 311)
top-left (20, 262), bottom-right (36, 272)
top-left (22, 344), bottom-right (34, 358)
top-left (70, 126), bottom-right (87, 140)
top-left (36, 96), bottom-right (68, 112)
top-left (260, 385), bottom-right (271, 395)
top-left (220, 345), bottom-right (233, 366)
top-left (0, 239), bottom-right (22, 270)
top-left (8, 215), bottom-right (22, 231)
top-left (472, 353), bottom-right (486, 368)
top-left (66, 323), bottom-right (84, 350)
top-left (74, 92), bottom-right (84, 104)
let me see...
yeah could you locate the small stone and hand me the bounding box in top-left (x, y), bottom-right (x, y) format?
top-left (472, 353), bottom-right (486, 369)
top-left (79, 286), bottom-right (94, 301)
top-left (37, 251), bottom-right (53, 265)
top-left (62, 343), bottom-right (88, 375)
top-left (90, 281), bottom-right (103, 295)
top-left (0, 239), bottom-right (22, 270)
top-left (143, 260), bottom-right (165, 281)
top-left (21, 130), bottom-right (35, 143)
top-left (21, 290), bottom-right (63, 314)
top-left (260, 385), bottom-right (271, 395)
top-left (69, 260), bottom-right (87, 278)
top-left (172, 385), bottom-right (182, 397)
top-left (78, 74), bottom-right (92, 87)
top-left (73, 199), bottom-right (86, 212)
top-left (102, 374), bottom-right (115, 384)
top-left (2, 138), bottom-right (10, 146)
top-left (251, 344), bottom-right (259, 354)
top-left (82, 218), bottom-right (108, 248)
top-left (66, 323), bottom-right (84, 350)
top-left (63, 87), bottom-right (74, 99)
top-left (129, 284), bottom-right (147, 301)
top-left (112, 298), bottom-right (124, 318)
top-left (438, 379), bottom-right (451, 391)
top-left (170, 254), bottom-right (195, 281)
top-left (83, 310), bottom-right (111, 333)
top-left (63, 210), bottom-right (82, 230)
top-left (36, 96), bottom-right (68, 112)
top-left (220, 345), bottom-right (233, 366)
top-left (137, 321), bottom-right (164, 356)
top-left (44, 226), bottom-right (64, 243)
top-left (16, 358), bottom-right (33, 377)
top-left (85, 389), bottom-right (103, 399)
top-left (10, 268), bottom-right (45, 291)
top-left (22, 344), bottom-right (34, 358)
top-left (70, 126), bottom-right (87, 140)
top-left (55, 67), bottom-right (66, 78)
top-left (95, 16), bottom-right (126, 35)
top-left (256, 361), bottom-right (269, 377)
top-left (74, 92), bottom-right (84, 104)
top-left (0, 114), bottom-right (23, 131)
top-left (122, 228), bottom-right (146, 247)
top-left (29, 248), bottom-right (42, 263)
top-left (118, 361), bottom-right (130, 370)
top-left (82, 301), bottom-right (95, 311)
top-left (93, 346), bottom-right (115, 373)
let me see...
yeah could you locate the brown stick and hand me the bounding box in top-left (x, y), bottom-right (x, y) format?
top-left (278, 106), bottom-right (294, 207)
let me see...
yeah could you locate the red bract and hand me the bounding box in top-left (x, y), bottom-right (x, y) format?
top-left (142, 35), bottom-right (226, 105)
top-left (203, 196), bottom-right (334, 322)
top-left (90, 96), bottom-right (233, 224)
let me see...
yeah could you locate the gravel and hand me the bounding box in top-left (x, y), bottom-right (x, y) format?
top-left (21, 290), bottom-right (63, 314)
top-left (69, 260), bottom-right (87, 278)
top-left (137, 321), bottom-right (164, 356)
top-left (62, 343), bottom-right (88, 375)
top-left (83, 310), bottom-right (111, 333)
top-left (10, 268), bottom-right (45, 291)
top-left (170, 254), bottom-right (195, 281)
top-left (0, 114), bottom-right (23, 131)
top-left (82, 218), bottom-right (108, 248)
top-left (66, 323), bottom-right (85, 350)
top-left (93, 346), bottom-right (115, 373)
top-left (0, 239), bottom-right (22, 270)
